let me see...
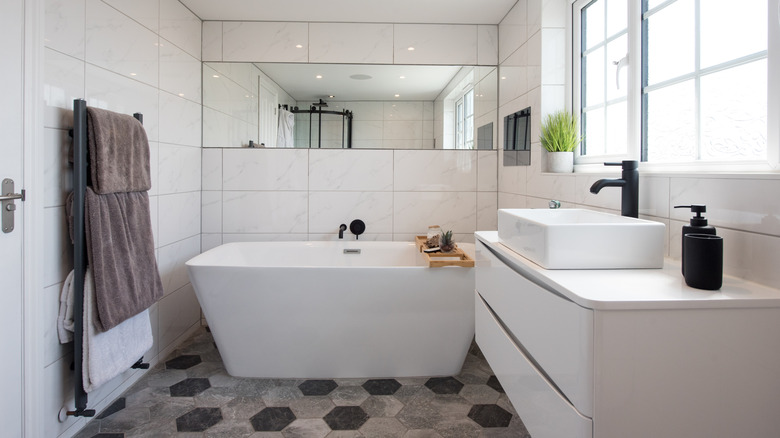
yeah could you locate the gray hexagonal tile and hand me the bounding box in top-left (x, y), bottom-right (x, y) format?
top-left (467, 404), bottom-right (512, 428)
top-left (282, 418), bottom-right (331, 438)
top-left (175, 407), bottom-right (223, 432)
top-left (323, 406), bottom-right (369, 430)
top-left (298, 380), bottom-right (338, 396)
top-left (358, 417), bottom-right (408, 437)
top-left (360, 396), bottom-right (404, 417)
top-left (250, 407), bottom-right (297, 432)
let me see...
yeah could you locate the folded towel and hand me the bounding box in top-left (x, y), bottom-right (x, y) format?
top-left (59, 268), bottom-right (153, 393)
top-left (57, 270), bottom-right (75, 344)
top-left (87, 107), bottom-right (151, 194)
top-left (85, 187), bottom-right (163, 331)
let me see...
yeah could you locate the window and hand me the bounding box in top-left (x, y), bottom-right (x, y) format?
top-left (455, 89), bottom-right (474, 149)
top-left (574, 0), bottom-right (768, 165)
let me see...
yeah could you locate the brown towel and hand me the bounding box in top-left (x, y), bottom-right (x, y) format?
top-left (84, 187), bottom-right (163, 331)
top-left (87, 107), bottom-right (151, 194)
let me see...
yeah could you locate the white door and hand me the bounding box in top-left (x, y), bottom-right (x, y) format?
top-left (258, 81), bottom-right (278, 147)
top-left (0, 0), bottom-right (26, 436)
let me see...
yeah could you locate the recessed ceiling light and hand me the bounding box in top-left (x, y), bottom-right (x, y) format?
top-left (501, 76), bottom-right (507, 80)
top-left (394, 94), bottom-right (400, 97)
top-left (212, 74), bottom-right (220, 78)
top-left (316, 75), bottom-right (323, 79)
top-left (130, 73), bottom-right (137, 76)
top-left (178, 93), bottom-right (185, 97)
top-left (399, 76), bottom-right (406, 79)
top-left (407, 47), bottom-right (415, 51)
top-left (295, 44), bottom-right (303, 49)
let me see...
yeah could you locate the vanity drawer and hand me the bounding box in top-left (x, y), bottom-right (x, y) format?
top-left (476, 293), bottom-right (592, 438)
top-left (475, 240), bottom-right (593, 417)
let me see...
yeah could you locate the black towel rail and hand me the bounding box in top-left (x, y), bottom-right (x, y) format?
top-left (67, 99), bottom-right (149, 418)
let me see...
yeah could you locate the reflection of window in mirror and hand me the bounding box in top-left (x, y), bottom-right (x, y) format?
top-left (455, 89), bottom-right (474, 149)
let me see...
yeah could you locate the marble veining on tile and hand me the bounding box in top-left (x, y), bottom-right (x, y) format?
top-left (74, 328), bottom-right (531, 437)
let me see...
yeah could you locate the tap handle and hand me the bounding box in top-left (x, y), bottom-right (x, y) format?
top-left (604, 160), bottom-right (638, 170)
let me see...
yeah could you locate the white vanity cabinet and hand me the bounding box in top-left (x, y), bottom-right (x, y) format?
top-left (474, 232), bottom-right (780, 438)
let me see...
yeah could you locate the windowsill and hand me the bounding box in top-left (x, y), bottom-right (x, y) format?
top-left (570, 162), bottom-right (780, 179)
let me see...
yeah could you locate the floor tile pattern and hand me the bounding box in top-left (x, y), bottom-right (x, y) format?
top-left (75, 328), bottom-right (532, 437)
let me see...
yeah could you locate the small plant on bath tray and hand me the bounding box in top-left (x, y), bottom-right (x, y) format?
top-left (440, 230), bottom-right (455, 253)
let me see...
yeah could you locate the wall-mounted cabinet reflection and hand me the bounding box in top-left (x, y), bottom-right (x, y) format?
top-left (202, 62), bottom-right (498, 149)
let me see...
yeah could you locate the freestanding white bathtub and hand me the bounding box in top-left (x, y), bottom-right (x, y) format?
top-left (186, 241), bottom-right (475, 379)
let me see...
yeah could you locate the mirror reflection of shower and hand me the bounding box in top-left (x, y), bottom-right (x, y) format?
top-left (280, 100), bottom-right (354, 149)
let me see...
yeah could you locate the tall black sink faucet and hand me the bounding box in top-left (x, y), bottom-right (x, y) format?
top-left (589, 160), bottom-right (639, 218)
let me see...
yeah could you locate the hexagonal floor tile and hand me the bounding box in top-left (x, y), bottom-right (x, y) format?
top-left (175, 407), bottom-right (223, 432)
top-left (323, 406), bottom-right (370, 430)
top-left (169, 378), bottom-right (211, 397)
top-left (486, 375), bottom-right (505, 393)
top-left (250, 406), bottom-right (297, 431)
top-left (165, 354), bottom-right (202, 370)
top-left (467, 404), bottom-right (513, 428)
top-left (424, 377), bottom-right (464, 395)
top-left (298, 379), bottom-right (338, 396)
top-left (362, 379), bottom-right (402, 396)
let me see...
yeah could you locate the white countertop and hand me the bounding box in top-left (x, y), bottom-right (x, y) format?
top-left (475, 231), bottom-right (780, 311)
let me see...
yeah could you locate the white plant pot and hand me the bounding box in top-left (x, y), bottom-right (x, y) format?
top-left (547, 151), bottom-right (574, 173)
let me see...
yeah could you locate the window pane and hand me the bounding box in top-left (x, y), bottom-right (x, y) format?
top-left (583, 107), bottom-right (605, 156)
top-left (700, 59), bottom-right (767, 161)
top-left (584, 47), bottom-right (605, 107)
top-left (606, 34), bottom-right (628, 101)
top-left (605, 0), bottom-right (627, 38)
top-left (583, 0), bottom-right (605, 50)
top-left (646, 0), bottom-right (694, 85)
top-left (605, 101), bottom-right (627, 155)
top-left (701, 0), bottom-right (767, 68)
top-left (645, 80), bottom-right (696, 162)
top-left (645, 0), bottom-right (666, 10)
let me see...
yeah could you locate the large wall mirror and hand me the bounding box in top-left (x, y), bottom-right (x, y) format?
top-left (203, 62), bottom-right (498, 150)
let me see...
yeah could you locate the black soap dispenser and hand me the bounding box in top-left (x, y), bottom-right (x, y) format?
top-left (674, 204), bottom-right (717, 275)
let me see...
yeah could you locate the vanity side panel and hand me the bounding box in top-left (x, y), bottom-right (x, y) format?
top-left (593, 308), bottom-right (780, 438)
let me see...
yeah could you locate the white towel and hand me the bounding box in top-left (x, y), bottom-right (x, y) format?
top-left (58, 268), bottom-right (153, 393)
top-left (276, 108), bottom-right (295, 147)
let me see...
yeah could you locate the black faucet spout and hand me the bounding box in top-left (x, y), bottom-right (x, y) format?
top-left (590, 178), bottom-right (626, 194)
top-left (338, 224), bottom-right (347, 239)
top-left (589, 160), bottom-right (639, 218)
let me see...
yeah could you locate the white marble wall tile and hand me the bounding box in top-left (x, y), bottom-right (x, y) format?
top-left (202, 148), bottom-right (223, 190)
top-left (383, 121), bottom-right (424, 140)
top-left (212, 62), bottom-right (259, 93)
top-left (157, 143), bottom-right (201, 194)
top-left (309, 192), bottom-right (394, 234)
top-left (160, 42), bottom-right (202, 104)
top-left (85, 64), bottom-right (160, 141)
top-left (222, 191), bottom-right (308, 233)
top-left (44, 48), bottom-right (85, 130)
top-left (311, 233), bottom-right (391, 242)
top-left (85, 0), bottom-right (159, 87)
top-left (44, 207), bottom-right (71, 288)
top-left (498, 46), bottom-right (528, 108)
top-left (102, 0), bottom-right (159, 33)
top-left (528, 0), bottom-right (542, 37)
top-left (157, 191), bottom-right (200, 246)
top-left (574, 173), bottom-right (622, 210)
top-left (203, 65), bottom-right (257, 123)
top-left (44, 283), bottom-right (69, 366)
top-left (44, 128), bottom-right (72, 208)
top-left (201, 191), bottom-right (222, 233)
top-left (157, 284), bottom-right (201, 350)
top-left (309, 149), bottom-right (393, 191)
top-left (527, 31), bottom-right (543, 89)
top-left (309, 23), bottom-right (393, 64)
top-left (526, 149), bottom-right (577, 201)
top-left (477, 192), bottom-right (499, 231)
top-left (159, 93), bottom-right (202, 147)
top-left (541, 28), bottom-right (566, 86)
top-left (498, 192), bottom-right (528, 209)
top-left (542, 0), bottom-right (568, 27)
top-left (157, 235), bottom-right (200, 296)
top-left (670, 177), bottom-right (780, 237)
top-left (478, 25), bottom-right (499, 66)
top-left (639, 176), bottom-right (671, 218)
top-left (498, 0), bottom-right (528, 63)
top-left (347, 101), bottom-right (384, 121)
top-left (423, 120), bottom-right (435, 141)
top-left (202, 107), bottom-right (255, 148)
top-left (475, 69), bottom-right (499, 119)
top-left (394, 150), bottom-right (478, 191)
top-left (202, 233), bottom-right (223, 252)
top-left (159, 0), bottom-right (201, 59)
top-left (393, 24), bottom-right (478, 65)
top-left (222, 233), bottom-right (308, 243)
top-left (222, 21), bottom-right (308, 62)
top-left (498, 155), bottom-right (527, 195)
top-left (202, 21), bottom-right (223, 61)
top-left (540, 85), bottom-right (565, 119)
top-left (353, 120), bottom-right (385, 141)
top-left (45, 0), bottom-right (86, 59)
top-left (384, 102), bottom-right (424, 121)
top-left (222, 149), bottom-right (308, 190)
top-left (478, 151), bottom-right (498, 192)
top-left (393, 192), bottom-right (477, 234)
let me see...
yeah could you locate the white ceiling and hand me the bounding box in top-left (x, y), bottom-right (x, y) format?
top-left (180, 0), bottom-right (517, 24)
top-left (254, 63), bottom-right (465, 101)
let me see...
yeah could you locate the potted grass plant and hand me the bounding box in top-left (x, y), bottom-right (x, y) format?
top-left (540, 110), bottom-right (583, 173)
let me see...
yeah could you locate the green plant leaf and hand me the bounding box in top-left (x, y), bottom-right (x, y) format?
top-left (540, 110), bottom-right (583, 152)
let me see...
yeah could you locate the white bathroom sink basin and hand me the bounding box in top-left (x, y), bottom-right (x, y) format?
top-left (497, 208), bottom-right (665, 269)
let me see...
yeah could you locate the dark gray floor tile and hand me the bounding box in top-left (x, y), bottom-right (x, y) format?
top-left (170, 377), bottom-right (211, 397)
top-left (424, 377), bottom-right (464, 395)
top-left (467, 404), bottom-right (512, 428)
top-left (298, 379), bottom-right (338, 396)
top-left (323, 406), bottom-right (369, 430)
top-left (176, 407), bottom-right (223, 432)
top-left (250, 407), bottom-right (297, 432)
top-left (361, 379), bottom-right (402, 396)
top-left (165, 354), bottom-right (202, 370)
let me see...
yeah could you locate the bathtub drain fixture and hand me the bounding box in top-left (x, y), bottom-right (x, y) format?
top-left (343, 249), bottom-right (361, 254)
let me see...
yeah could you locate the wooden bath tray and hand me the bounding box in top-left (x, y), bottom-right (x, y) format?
top-left (415, 236), bottom-right (475, 268)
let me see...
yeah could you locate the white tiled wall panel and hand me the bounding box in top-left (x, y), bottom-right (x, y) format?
top-left (394, 24), bottom-right (479, 65)
top-left (309, 23), bottom-right (393, 64)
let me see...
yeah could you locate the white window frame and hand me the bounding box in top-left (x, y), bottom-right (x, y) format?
top-left (454, 88), bottom-right (475, 150)
top-left (569, 0), bottom-right (780, 173)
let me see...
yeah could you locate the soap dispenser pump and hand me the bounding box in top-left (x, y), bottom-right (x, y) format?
top-left (674, 204), bottom-right (717, 275)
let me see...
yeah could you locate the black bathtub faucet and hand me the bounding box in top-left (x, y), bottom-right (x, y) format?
top-left (590, 160), bottom-right (639, 218)
top-left (338, 223), bottom-right (347, 239)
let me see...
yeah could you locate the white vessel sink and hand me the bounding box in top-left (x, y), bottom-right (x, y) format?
top-left (497, 208), bottom-right (665, 269)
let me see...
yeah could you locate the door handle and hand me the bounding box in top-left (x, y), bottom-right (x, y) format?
top-left (1, 178), bottom-right (25, 233)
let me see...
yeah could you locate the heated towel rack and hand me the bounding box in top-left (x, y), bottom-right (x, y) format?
top-left (67, 99), bottom-right (150, 418)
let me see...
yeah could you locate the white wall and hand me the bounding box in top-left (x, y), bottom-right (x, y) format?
top-left (43, 0), bottom-right (202, 436)
top-left (497, 0), bottom-right (780, 289)
top-left (201, 149), bottom-right (498, 249)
